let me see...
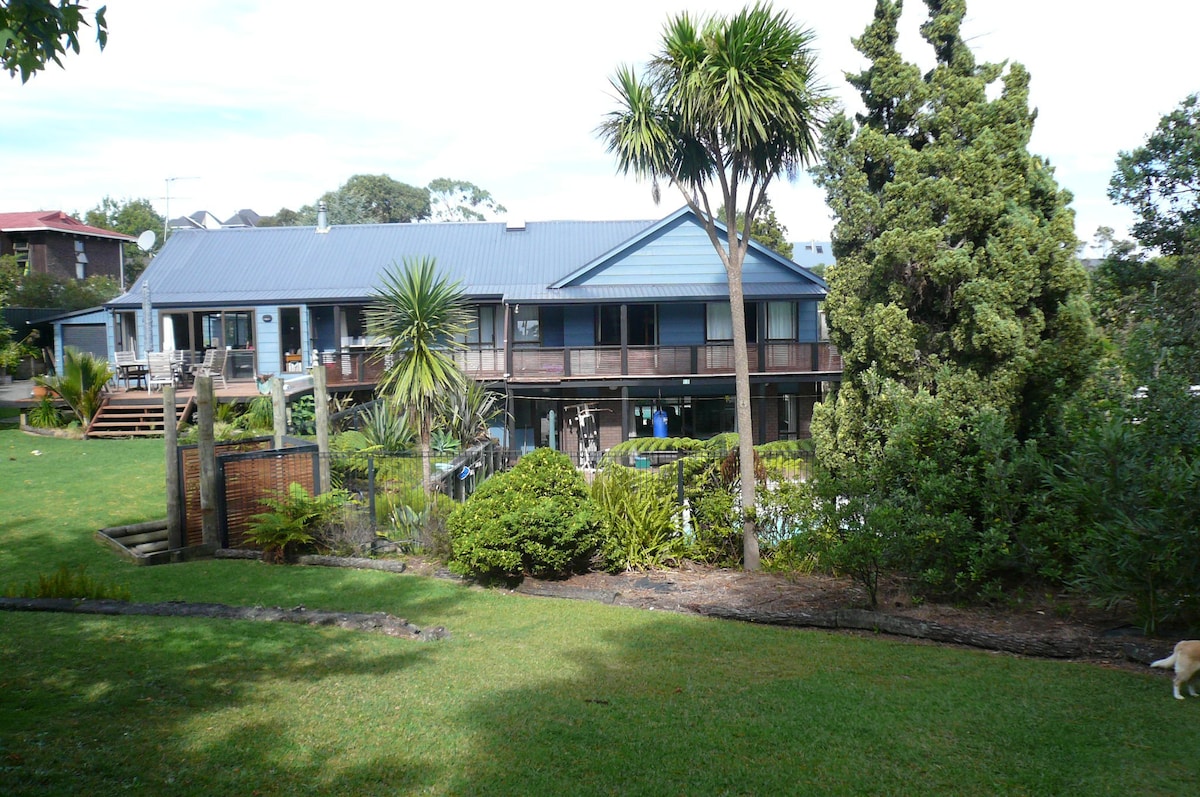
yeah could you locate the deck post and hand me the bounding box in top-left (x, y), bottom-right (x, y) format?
top-left (195, 375), bottom-right (219, 549)
top-left (163, 383), bottom-right (183, 549)
top-left (271, 376), bottom-right (286, 448)
top-left (312, 363), bottom-right (330, 493)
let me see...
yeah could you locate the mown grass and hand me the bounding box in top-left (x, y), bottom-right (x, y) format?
top-left (0, 427), bottom-right (1196, 796)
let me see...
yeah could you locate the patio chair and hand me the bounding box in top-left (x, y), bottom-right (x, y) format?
top-left (194, 347), bottom-right (228, 390)
top-left (113, 350), bottom-right (146, 390)
top-left (146, 352), bottom-right (176, 391)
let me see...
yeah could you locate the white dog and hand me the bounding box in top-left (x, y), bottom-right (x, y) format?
top-left (1150, 640), bottom-right (1200, 700)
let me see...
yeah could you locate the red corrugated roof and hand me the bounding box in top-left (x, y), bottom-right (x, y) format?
top-left (0, 210), bottom-right (136, 241)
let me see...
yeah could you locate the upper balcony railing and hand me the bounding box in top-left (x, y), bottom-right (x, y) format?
top-left (318, 342), bottom-right (841, 387)
top-left (507, 343), bottom-right (840, 380)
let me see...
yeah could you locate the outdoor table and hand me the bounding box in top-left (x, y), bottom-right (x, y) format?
top-left (119, 360), bottom-right (148, 390)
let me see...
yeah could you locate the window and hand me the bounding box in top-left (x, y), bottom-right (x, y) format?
top-left (596, 305), bottom-right (620, 346)
top-left (461, 306), bottom-right (496, 345)
top-left (707, 303), bottom-right (733, 341)
top-left (13, 241), bottom-right (29, 273)
top-left (707, 302), bottom-right (758, 342)
top-left (627, 304), bottom-right (656, 346)
top-left (201, 310), bottom-right (255, 349)
top-left (817, 303), bottom-right (829, 342)
top-left (513, 306), bottom-right (540, 344)
top-left (767, 302), bottom-right (795, 340)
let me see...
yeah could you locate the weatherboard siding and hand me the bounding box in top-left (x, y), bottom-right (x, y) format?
top-left (658, 303), bottom-right (705, 345)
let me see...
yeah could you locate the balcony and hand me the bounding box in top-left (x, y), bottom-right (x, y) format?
top-left (316, 342), bottom-right (840, 387)
top-left (508, 342), bottom-right (841, 381)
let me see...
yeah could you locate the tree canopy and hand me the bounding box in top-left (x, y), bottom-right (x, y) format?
top-left (599, 2), bottom-right (830, 570)
top-left (807, 0), bottom-right (1095, 600)
top-left (1108, 94), bottom-right (1200, 257)
top-left (268, 176), bottom-right (507, 226)
top-left (1094, 94), bottom-right (1200, 384)
top-left (428, 178), bottom-right (507, 222)
top-left (84, 196), bottom-right (163, 285)
top-left (1, 0), bottom-right (106, 82)
top-left (717, 196), bottom-right (793, 259)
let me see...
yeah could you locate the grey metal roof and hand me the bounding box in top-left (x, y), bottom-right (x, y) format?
top-left (509, 281), bottom-right (826, 303)
top-left (111, 218), bottom-right (654, 308)
top-left (109, 210), bottom-right (827, 309)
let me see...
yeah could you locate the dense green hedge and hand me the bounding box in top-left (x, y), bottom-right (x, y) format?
top-left (448, 448), bottom-right (601, 579)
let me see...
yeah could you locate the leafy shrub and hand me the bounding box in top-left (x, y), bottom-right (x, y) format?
top-left (378, 486), bottom-right (455, 558)
top-left (5, 565), bottom-right (131, 601)
top-left (448, 448), bottom-right (601, 579)
top-left (359, 401), bottom-right (415, 451)
top-left (677, 455), bottom-right (741, 564)
top-left (592, 464), bottom-right (685, 571)
top-left (430, 428), bottom-right (461, 454)
top-left (810, 386), bottom-right (1042, 604)
top-left (247, 482), bottom-right (352, 563)
top-left (238, 395), bottom-right (275, 431)
top-left (289, 395), bottom-right (316, 435)
top-left (214, 400), bottom-right (242, 425)
top-left (757, 480), bottom-right (818, 549)
top-left (1053, 377), bottom-right (1200, 633)
top-left (26, 396), bottom-right (64, 428)
top-left (33, 347), bottom-right (111, 425)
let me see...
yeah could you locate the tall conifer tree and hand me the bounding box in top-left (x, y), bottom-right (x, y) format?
top-left (808, 0), bottom-right (1095, 598)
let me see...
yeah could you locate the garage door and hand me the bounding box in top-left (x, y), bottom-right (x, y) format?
top-left (62, 324), bottom-right (108, 360)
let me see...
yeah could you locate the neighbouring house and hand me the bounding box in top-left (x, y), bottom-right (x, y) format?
top-left (168, 209), bottom-right (261, 232)
top-left (0, 210), bottom-right (135, 283)
top-left (789, 239), bottom-right (834, 271)
top-left (81, 207), bottom-right (840, 451)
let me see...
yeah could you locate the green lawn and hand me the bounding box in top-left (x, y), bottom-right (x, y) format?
top-left (0, 428), bottom-right (1195, 796)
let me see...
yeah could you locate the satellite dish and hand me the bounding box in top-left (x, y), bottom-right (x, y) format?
top-left (136, 230), bottom-right (156, 252)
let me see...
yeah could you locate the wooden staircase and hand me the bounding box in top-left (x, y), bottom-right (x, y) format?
top-left (87, 394), bottom-right (195, 438)
top-left (96, 519), bottom-right (172, 564)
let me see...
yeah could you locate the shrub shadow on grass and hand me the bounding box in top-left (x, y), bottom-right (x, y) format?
top-left (1, 612), bottom-right (447, 796)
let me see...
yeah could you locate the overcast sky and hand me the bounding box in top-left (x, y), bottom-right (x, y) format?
top-left (2, 0), bottom-right (1196, 254)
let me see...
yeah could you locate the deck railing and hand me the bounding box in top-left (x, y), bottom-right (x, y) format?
top-left (315, 342), bottom-right (841, 386)
top-left (509, 342), bottom-right (841, 380)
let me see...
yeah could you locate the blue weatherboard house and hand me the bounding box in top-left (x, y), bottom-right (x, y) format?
top-left (98, 207), bottom-right (841, 453)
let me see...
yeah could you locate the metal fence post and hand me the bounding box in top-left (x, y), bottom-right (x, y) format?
top-left (367, 455), bottom-right (376, 532)
top-left (677, 457), bottom-right (685, 506)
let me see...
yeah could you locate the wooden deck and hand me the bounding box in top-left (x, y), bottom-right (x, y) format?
top-left (86, 383), bottom-right (265, 438)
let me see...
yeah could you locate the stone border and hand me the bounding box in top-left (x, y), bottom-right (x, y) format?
top-left (0, 597), bottom-right (448, 640)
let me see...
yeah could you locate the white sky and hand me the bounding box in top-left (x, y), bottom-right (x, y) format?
top-left (2, 0), bottom-right (1196, 255)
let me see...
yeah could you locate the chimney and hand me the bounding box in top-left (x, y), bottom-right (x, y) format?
top-left (316, 201), bottom-right (330, 234)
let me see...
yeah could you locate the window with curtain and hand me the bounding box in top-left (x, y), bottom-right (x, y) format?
top-left (706, 303), bottom-right (733, 341)
top-left (767, 302), bottom-right (796, 340)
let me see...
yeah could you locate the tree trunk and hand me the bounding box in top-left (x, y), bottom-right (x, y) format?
top-left (420, 421), bottom-right (433, 496)
top-left (726, 262), bottom-right (760, 571)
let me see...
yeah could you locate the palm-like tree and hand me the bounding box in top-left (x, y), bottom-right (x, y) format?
top-left (598, 2), bottom-right (829, 570)
top-left (34, 347), bottom-right (112, 427)
top-left (365, 257), bottom-right (470, 493)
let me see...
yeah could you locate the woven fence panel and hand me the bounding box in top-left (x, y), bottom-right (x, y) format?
top-left (181, 439), bottom-right (273, 548)
top-left (221, 451), bottom-right (317, 549)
